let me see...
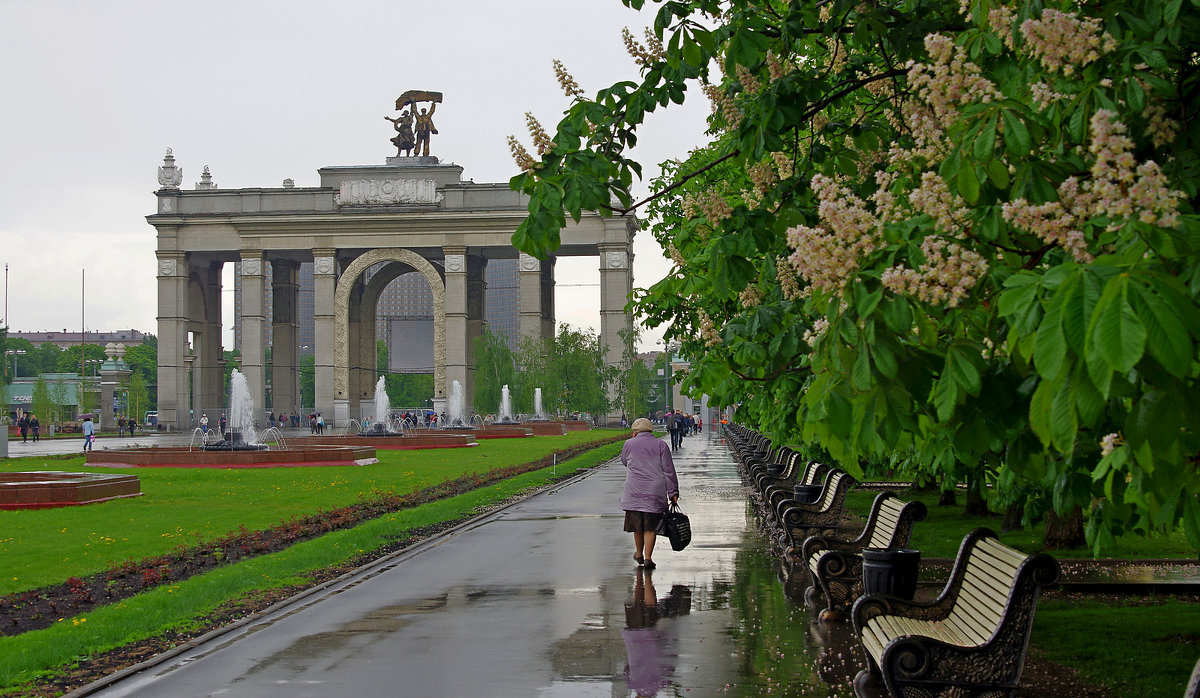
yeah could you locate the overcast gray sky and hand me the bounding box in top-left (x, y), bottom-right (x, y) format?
top-left (0, 0), bottom-right (708, 351)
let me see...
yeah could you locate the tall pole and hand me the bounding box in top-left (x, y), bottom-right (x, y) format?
top-left (663, 343), bottom-right (670, 412)
top-left (81, 269), bottom-right (85, 379)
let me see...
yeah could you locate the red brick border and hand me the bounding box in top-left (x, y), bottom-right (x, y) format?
top-left (0, 472), bottom-right (142, 509)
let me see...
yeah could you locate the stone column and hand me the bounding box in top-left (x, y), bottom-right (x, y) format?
top-left (344, 274), bottom-right (366, 423)
top-left (156, 250), bottom-right (190, 430)
top-left (539, 255), bottom-right (556, 340)
top-left (599, 242), bottom-right (633, 425)
top-left (444, 246), bottom-right (470, 412)
top-left (239, 250), bottom-right (267, 422)
top-left (313, 250), bottom-right (337, 423)
top-left (518, 252), bottom-right (544, 344)
top-left (197, 261), bottom-right (223, 417)
top-left (465, 253), bottom-right (487, 408)
top-left (355, 276), bottom-right (377, 421)
top-left (271, 260), bottom-right (299, 418)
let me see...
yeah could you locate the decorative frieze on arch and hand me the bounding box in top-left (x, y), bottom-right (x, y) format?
top-left (334, 248), bottom-right (446, 401)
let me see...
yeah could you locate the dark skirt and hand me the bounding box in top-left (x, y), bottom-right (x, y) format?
top-left (623, 510), bottom-right (664, 533)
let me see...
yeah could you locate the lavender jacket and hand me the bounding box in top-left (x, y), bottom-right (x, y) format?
top-left (619, 432), bottom-right (679, 513)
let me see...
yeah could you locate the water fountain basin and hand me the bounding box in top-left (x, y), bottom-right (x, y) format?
top-left (86, 446), bottom-right (378, 468)
top-left (0, 472), bottom-right (142, 509)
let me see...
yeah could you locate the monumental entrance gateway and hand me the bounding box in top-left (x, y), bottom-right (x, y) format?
top-left (148, 94), bottom-right (633, 429)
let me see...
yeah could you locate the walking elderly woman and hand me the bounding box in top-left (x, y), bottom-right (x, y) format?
top-left (620, 418), bottom-right (679, 570)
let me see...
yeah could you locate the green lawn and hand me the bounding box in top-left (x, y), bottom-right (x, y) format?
top-left (0, 431), bottom-right (623, 597)
top-left (842, 490), bottom-right (1199, 560)
top-left (0, 441), bottom-right (624, 693)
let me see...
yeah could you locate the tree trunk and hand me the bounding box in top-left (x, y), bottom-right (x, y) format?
top-left (960, 470), bottom-right (988, 520)
top-left (1043, 506), bottom-right (1086, 549)
top-left (1000, 502), bottom-right (1023, 532)
top-left (937, 489), bottom-right (957, 507)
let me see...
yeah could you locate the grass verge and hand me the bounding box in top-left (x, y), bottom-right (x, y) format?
top-left (0, 431), bottom-right (622, 597)
top-left (843, 490), bottom-right (1198, 559)
top-left (0, 440), bottom-right (622, 694)
top-left (1031, 595), bottom-right (1200, 697)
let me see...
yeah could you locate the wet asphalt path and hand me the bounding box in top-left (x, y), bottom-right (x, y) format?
top-left (87, 429), bottom-right (762, 697)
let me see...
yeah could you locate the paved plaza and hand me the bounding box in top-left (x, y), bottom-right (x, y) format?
top-left (74, 429), bottom-right (850, 697)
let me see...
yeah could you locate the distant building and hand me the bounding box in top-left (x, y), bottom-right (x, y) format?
top-left (7, 329), bottom-right (150, 349)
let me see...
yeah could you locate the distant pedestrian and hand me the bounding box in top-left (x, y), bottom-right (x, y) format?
top-left (219, 414), bottom-right (227, 436)
top-left (118, 416), bottom-right (126, 434)
top-left (317, 414), bottom-right (324, 434)
top-left (18, 414), bottom-right (28, 443)
top-left (82, 416), bottom-right (95, 451)
top-left (620, 418), bottom-right (679, 571)
top-left (200, 414), bottom-right (209, 434)
top-left (29, 414), bottom-right (40, 443)
top-left (127, 418), bottom-right (136, 437)
top-left (310, 413), bottom-right (317, 434)
top-left (665, 411), bottom-right (682, 451)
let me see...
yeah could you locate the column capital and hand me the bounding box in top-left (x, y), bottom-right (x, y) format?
top-left (240, 250), bottom-right (264, 276)
top-left (156, 251), bottom-right (186, 278)
top-left (597, 245), bottom-right (630, 270)
top-left (313, 249), bottom-right (337, 276)
top-left (518, 252), bottom-right (540, 272)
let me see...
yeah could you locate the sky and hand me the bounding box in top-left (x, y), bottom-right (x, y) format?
top-left (0, 0), bottom-right (710, 352)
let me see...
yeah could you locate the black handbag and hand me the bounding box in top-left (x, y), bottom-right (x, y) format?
top-left (658, 502), bottom-right (692, 551)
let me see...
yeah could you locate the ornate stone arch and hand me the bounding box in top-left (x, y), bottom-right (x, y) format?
top-left (334, 249), bottom-right (446, 402)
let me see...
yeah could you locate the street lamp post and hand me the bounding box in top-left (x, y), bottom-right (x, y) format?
top-left (5, 349), bottom-right (26, 379)
top-left (660, 341), bottom-right (672, 413)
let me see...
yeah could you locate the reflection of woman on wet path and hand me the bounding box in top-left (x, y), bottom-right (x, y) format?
top-left (620, 418), bottom-right (679, 570)
top-left (622, 568), bottom-right (691, 697)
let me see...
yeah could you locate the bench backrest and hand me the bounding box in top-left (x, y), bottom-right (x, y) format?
top-left (801, 460), bottom-right (829, 486)
top-left (943, 537), bottom-right (1032, 644)
top-left (865, 493), bottom-right (927, 549)
top-left (816, 471), bottom-right (849, 513)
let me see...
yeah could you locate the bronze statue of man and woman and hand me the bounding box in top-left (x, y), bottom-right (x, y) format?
top-left (386, 91), bottom-right (440, 157)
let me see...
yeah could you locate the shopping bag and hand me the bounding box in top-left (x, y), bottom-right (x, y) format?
top-left (660, 502), bottom-right (691, 551)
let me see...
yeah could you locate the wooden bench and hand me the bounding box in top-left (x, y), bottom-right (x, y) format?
top-left (763, 459), bottom-right (829, 513)
top-left (746, 446), bottom-right (794, 483)
top-left (777, 470), bottom-right (856, 551)
top-left (802, 491), bottom-right (927, 620)
top-left (1186, 655), bottom-right (1200, 698)
top-left (851, 528), bottom-right (1059, 698)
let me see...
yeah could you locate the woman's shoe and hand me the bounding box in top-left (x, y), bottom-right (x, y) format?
top-left (643, 560), bottom-right (656, 570)
top-left (634, 555), bottom-right (644, 566)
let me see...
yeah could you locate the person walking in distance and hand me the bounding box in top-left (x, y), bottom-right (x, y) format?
top-left (29, 414), bottom-right (40, 443)
top-left (18, 413), bottom-right (28, 443)
top-left (665, 410), bottom-right (682, 452)
top-left (619, 418), bottom-right (679, 571)
top-left (82, 415), bottom-right (95, 452)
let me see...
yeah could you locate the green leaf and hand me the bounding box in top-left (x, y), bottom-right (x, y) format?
top-left (944, 343), bottom-right (983, 396)
top-left (1033, 299), bottom-right (1067, 380)
top-left (873, 338), bottom-right (899, 379)
top-left (1129, 281), bottom-right (1191, 376)
top-left (851, 343), bottom-right (872, 391)
top-left (973, 114), bottom-right (997, 161)
top-left (1091, 277), bottom-right (1147, 373)
top-left (985, 158), bottom-right (1010, 189)
top-left (1029, 378), bottom-right (1055, 448)
top-left (1002, 109), bottom-right (1032, 156)
top-left (932, 377), bottom-right (958, 421)
top-left (1049, 378), bottom-right (1078, 453)
top-left (956, 166), bottom-right (980, 204)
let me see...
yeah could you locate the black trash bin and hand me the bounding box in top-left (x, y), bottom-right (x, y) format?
top-left (861, 548), bottom-right (921, 600)
top-left (793, 483), bottom-right (822, 504)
